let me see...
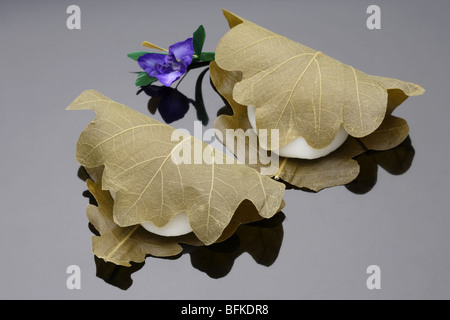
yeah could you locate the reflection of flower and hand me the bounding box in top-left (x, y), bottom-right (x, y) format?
top-left (140, 83), bottom-right (209, 125)
top-left (142, 85), bottom-right (190, 123)
top-left (138, 38), bottom-right (194, 87)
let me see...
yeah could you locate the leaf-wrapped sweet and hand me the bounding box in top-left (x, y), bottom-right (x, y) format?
top-left (67, 90), bottom-right (285, 245)
top-left (214, 9), bottom-right (424, 151)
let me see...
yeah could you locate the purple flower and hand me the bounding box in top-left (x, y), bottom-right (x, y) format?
top-left (138, 38), bottom-right (194, 87)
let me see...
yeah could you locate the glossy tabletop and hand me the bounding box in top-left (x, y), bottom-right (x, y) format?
top-left (0, 0), bottom-right (449, 299)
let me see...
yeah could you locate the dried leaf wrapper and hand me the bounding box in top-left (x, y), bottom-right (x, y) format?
top-left (214, 9), bottom-right (424, 151)
top-left (210, 62), bottom-right (414, 192)
top-left (67, 90), bottom-right (285, 246)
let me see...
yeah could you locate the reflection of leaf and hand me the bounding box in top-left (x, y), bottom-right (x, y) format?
top-left (84, 174), bottom-right (284, 270)
top-left (344, 153), bottom-right (379, 195)
top-left (215, 9), bottom-right (424, 150)
top-left (217, 105), bottom-right (234, 117)
top-left (86, 179), bottom-right (284, 285)
top-left (210, 62), bottom-right (414, 192)
top-left (67, 90), bottom-right (285, 245)
top-left (86, 178), bottom-right (199, 266)
top-left (345, 136), bottom-right (414, 194)
top-left (236, 211), bottom-right (284, 266)
top-left (77, 165), bottom-right (90, 182)
top-left (372, 135), bottom-right (415, 175)
top-left (188, 212), bottom-right (285, 279)
top-left (94, 256), bottom-right (145, 290)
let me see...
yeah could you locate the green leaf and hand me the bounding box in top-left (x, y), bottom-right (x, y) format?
top-left (199, 52), bottom-right (215, 61)
top-left (193, 25), bottom-right (206, 56)
top-left (127, 51), bottom-right (150, 61)
top-left (135, 72), bottom-right (157, 87)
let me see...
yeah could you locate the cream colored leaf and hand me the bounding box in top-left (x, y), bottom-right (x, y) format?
top-left (211, 61), bottom-right (412, 192)
top-left (371, 75), bottom-right (425, 114)
top-left (68, 90), bottom-right (285, 245)
top-left (359, 116), bottom-right (409, 151)
top-left (215, 9), bottom-right (424, 150)
top-left (85, 169), bottom-right (284, 266)
top-left (86, 178), bottom-right (198, 266)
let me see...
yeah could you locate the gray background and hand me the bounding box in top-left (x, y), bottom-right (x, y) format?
top-left (1, 0), bottom-right (449, 299)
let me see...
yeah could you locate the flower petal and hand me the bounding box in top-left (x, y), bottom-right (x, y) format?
top-left (168, 38), bottom-right (194, 65)
top-left (138, 53), bottom-right (166, 77)
top-left (156, 70), bottom-right (184, 87)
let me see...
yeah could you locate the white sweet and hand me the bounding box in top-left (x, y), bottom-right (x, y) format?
top-left (140, 212), bottom-right (193, 237)
top-left (247, 105), bottom-right (348, 159)
top-left (109, 190), bottom-right (193, 237)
